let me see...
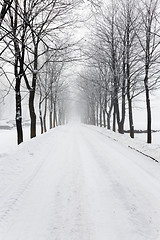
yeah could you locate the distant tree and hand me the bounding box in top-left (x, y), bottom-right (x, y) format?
top-left (37, 50), bottom-right (66, 133)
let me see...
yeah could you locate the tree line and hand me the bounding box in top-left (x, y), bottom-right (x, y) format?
top-left (78, 0), bottom-right (160, 143)
top-left (0, 0), bottom-right (81, 144)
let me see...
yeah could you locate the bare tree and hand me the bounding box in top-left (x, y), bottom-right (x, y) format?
top-left (137, 0), bottom-right (160, 143)
top-left (37, 50), bottom-right (66, 133)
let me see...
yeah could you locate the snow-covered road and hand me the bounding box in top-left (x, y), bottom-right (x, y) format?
top-left (0, 124), bottom-right (160, 240)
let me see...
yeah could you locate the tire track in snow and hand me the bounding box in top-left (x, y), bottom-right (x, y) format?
top-left (79, 126), bottom-right (160, 240)
top-left (47, 127), bottom-right (94, 240)
top-left (0, 155), bottom-right (48, 227)
top-left (1, 125), bottom-right (160, 240)
top-left (0, 129), bottom-right (65, 233)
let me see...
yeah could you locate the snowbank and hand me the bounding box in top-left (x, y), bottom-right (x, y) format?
top-left (86, 125), bottom-right (160, 163)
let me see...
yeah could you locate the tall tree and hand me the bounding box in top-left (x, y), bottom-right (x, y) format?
top-left (137, 0), bottom-right (160, 143)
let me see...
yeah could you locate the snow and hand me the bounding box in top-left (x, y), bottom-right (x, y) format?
top-left (0, 124), bottom-right (160, 239)
top-left (87, 125), bottom-right (160, 163)
top-left (134, 131), bottom-right (160, 145)
top-left (0, 122), bottom-right (41, 156)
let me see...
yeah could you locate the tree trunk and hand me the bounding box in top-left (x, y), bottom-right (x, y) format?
top-left (29, 89), bottom-right (36, 138)
top-left (96, 102), bottom-right (99, 126)
top-left (103, 109), bottom-right (106, 128)
top-left (89, 103), bottom-right (95, 125)
top-left (55, 113), bottom-right (58, 126)
top-left (144, 21), bottom-right (152, 143)
top-left (145, 87), bottom-right (151, 143)
top-left (144, 73), bottom-right (151, 143)
top-left (49, 111), bottom-right (53, 129)
top-left (107, 113), bottom-right (111, 130)
top-left (100, 105), bottom-right (102, 127)
top-left (29, 44), bottom-right (38, 139)
top-left (53, 101), bottom-right (56, 128)
top-left (113, 106), bottom-right (116, 132)
top-left (128, 98), bottom-right (134, 138)
top-left (39, 101), bottom-right (43, 134)
top-left (118, 49), bottom-right (126, 134)
top-left (115, 98), bottom-right (120, 132)
top-left (126, 15), bottom-right (134, 139)
top-left (49, 84), bottom-right (53, 129)
top-left (43, 97), bottom-right (47, 132)
top-left (106, 101), bottom-right (113, 130)
top-left (118, 91), bottom-right (126, 134)
top-left (118, 122), bottom-right (124, 134)
top-left (126, 78), bottom-right (134, 138)
top-left (15, 86), bottom-right (23, 145)
top-left (12, 0), bottom-right (23, 144)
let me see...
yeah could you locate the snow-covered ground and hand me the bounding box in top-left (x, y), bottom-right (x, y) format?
top-left (87, 125), bottom-right (160, 163)
top-left (0, 121), bottom-right (41, 156)
top-left (134, 131), bottom-right (160, 144)
top-left (0, 124), bottom-right (160, 240)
